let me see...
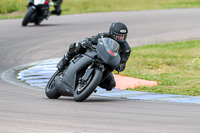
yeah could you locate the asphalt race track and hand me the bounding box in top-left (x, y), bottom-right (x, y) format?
top-left (1, 8), bottom-right (200, 133)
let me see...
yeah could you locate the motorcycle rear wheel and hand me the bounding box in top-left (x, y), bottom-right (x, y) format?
top-left (74, 68), bottom-right (103, 102)
top-left (22, 7), bottom-right (35, 26)
top-left (45, 70), bottom-right (61, 99)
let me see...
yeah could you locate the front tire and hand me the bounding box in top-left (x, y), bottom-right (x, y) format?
top-left (45, 70), bottom-right (61, 99)
top-left (74, 68), bottom-right (103, 102)
top-left (22, 7), bottom-right (35, 26)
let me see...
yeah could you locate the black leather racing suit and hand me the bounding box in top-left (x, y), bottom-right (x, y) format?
top-left (58, 32), bottom-right (131, 90)
top-left (52, 0), bottom-right (62, 15)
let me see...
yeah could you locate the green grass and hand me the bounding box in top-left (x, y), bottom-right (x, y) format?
top-left (1, 0), bottom-right (200, 19)
top-left (122, 40), bottom-right (200, 96)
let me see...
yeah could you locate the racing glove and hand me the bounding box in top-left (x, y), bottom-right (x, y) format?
top-left (115, 63), bottom-right (125, 72)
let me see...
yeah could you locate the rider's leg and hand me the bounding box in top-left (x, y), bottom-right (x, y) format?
top-left (57, 42), bottom-right (86, 71)
top-left (52, 0), bottom-right (63, 15)
top-left (99, 73), bottom-right (116, 91)
top-left (57, 52), bottom-right (73, 71)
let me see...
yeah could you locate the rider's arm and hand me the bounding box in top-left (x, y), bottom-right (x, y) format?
top-left (116, 41), bottom-right (131, 72)
top-left (78, 32), bottom-right (110, 48)
top-left (120, 41), bottom-right (131, 64)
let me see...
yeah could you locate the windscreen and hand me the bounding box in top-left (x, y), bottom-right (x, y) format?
top-left (102, 38), bottom-right (120, 56)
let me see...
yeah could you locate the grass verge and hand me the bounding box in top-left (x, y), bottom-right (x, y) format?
top-left (122, 39), bottom-right (200, 96)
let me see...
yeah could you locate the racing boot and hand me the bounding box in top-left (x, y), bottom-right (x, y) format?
top-left (57, 52), bottom-right (72, 71)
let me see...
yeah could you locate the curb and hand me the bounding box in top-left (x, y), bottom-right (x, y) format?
top-left (6, 58), bottom-right (199, 104)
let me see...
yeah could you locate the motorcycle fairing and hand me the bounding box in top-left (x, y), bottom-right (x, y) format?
top-left (34, 0), bottom-right (46, 5)
top-left (96, 38), bottom-right (121, 69)
top-left (54, 76), bottom-right (73, 96)
top-left (55, 54), bottom-right (94, 95)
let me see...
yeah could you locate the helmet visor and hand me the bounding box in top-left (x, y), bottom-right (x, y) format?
top-left (112, 31), bottom-right (127, 42)
top-left (116, 34), bottom-right (127, 41)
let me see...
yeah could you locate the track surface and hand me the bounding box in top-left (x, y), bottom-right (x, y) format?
top-left (1, 8), bottom-right (200, 133)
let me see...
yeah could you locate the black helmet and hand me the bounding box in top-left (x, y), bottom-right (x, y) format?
top-left (109, 22), bottom-right (128, 43)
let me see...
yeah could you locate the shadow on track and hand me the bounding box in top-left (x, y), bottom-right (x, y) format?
top-left (23, 23), bottom-right (68, 27)
top-left (44, 97), bottom-right (120, 103)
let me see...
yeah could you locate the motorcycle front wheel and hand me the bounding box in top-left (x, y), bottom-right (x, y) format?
top-left (74, 68), bottom-right (103, 102)
top-left (45, 70), bottom-right (61, 99)
top-left (22, 7), bottom-right (35, 26)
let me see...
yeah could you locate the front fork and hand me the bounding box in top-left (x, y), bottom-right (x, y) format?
top-left (79, 62), bottom-right (107, 86)
top-left (77, 61), bottom-right (102, 82)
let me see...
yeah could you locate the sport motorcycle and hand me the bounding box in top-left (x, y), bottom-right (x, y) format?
top-left (22, 0), bottom-right (54, 26)
top-left (45, 38), bottom-right (121, 102)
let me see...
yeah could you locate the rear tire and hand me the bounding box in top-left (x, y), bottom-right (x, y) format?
top-left (74, 68), bottom-right (103, 102)
top-left (45, 70), bottom-right (61, 99)
top-left (22, 7), bottom-right (35, 26)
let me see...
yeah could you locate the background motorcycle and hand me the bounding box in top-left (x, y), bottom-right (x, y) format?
top-left (45, 38), bottom-right (121, 102)
top-left (22, 0), bottom-right (54, 26)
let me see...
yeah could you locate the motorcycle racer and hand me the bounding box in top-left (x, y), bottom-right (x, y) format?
top-left (57, 22), bottom-right (131, 91)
